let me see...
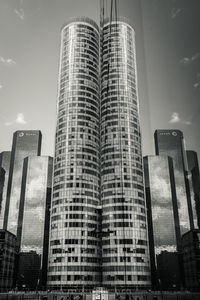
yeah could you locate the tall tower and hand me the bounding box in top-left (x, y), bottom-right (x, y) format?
top-left (101, 18), bottom-right (151, 292)
top-left (17, 156), bottom-right (53, 290)
top-left (154, 130), bottom-right (193, 235)
top-left (48, 16), bottom-right (151, 292)
top-left (4, 130), bottom-right (42, 236)
top-left (47, 18), bottom-right (101, 292)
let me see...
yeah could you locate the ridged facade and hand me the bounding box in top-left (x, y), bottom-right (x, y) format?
top-left (101, 19), bottom-right (150, 291)
top-left (48, 18), bottom-right (101, 292)
top-left (48, 17), bottom-right (151, 292)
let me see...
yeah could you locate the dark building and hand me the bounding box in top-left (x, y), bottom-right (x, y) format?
top-left (156, 251), bottom-right (181, 291)
top-left (182, 229), bottom-right (200, 291)
top-left (4, 131), bottom-right (42, 236)
top-left (154, 130), bottom-right (193, 235)
top-left (17, 251), bottom-right (41, 291)
top-left (0, 229), bottom-right (17, 292)
top-left (186, 151), bottom-right (200, 229)
top-left (144, 155), bottom-right (181, 289)
top-left (0, 168), bottom-right (5, 229)
top-left (17, 156), bottom-right (53, 290)
top-left (0, 152), bottom-right (11, 228)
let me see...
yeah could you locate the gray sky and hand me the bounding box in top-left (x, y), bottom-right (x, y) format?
top-left (0, 0), bottom-right (199, 162)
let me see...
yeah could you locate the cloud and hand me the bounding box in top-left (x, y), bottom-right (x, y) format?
top-left (14, 8), bottom-right (25, 20)
top-left (16, 113), bottom-right (26, 124)
top-left (0, 83), bottom-right (3, 89)
top-left (180, 52), bottom-right (200, 65)
top-left (4, 113), bottom-right (27, 126)
top-left (171, 7), bottom-right (181, 19)
top-left (0, 56), bottom-right (16, 66)
top-left (169, 112), bottom-right (180, 124)
top-left (193, 73), bottom-right (200, 89)
top-left (169, 112), bottom-right (191, 125)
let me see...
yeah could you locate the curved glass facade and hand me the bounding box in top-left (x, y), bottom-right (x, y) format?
top-left (47, 18), bottom-right (101, 291)
top-left (101, 20), bottom-right (150, 291)
top-left (48, 17), bottom-right (151, 293)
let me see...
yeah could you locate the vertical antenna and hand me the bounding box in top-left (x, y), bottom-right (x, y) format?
top-left (100, 0), bottom-right (104, 31)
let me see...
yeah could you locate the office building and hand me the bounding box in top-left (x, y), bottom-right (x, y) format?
top-left (0, 229), bottom-right (17, 292)
top-left (156, 251), bottom-right (181, 291)
top-left (0, 152), bottom-right (11, 228)
top-left (101, 18), bottom-right (150, 292)
top-left (186, 151), bottom-right (200, 229)
top-left (182, 229), bottom-right (200, 291)
top-left (154, 130), bottom-right (193, 235)
top-left (3, 131), bottom-right (42, 236)
top-left (17, 251), bottom-right (41, 291)
top-left (143, 155), bottom-right (181, 289)
top-left (48, 17), bottom-right (151, 292)
top-left (17, 156), bottom-right (53, 290)
top-left (48, 17), bottom-right (101, 292)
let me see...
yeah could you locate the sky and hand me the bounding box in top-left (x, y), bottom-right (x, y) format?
top-left (0, 0), bottom-right (200, 162)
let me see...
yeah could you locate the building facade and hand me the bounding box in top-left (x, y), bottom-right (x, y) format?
top-left (186, 151), bottom-right (200, 229)
top-left (48, 16), bottom-right (151, 293)
top-left (0, 152), bottom-right (11, 228)
top-left (143, 155), bottom-right (181, 289)
top-left (0, 229), bottom-right (17, 292)
top-left (182, 229), bottom-right (200, 291)
top-left (101, 18), bottom-right (150, 292)
top-left (154, 130), bottom-right (193, 235)
top-left (143, 155), bottom-right (181, 253)
top-left (48, 18), bottom-right (101, 292)
top-left (17, 156), bottom-right (53, 290)
top-left (3, 131), bottom-right (42, 236)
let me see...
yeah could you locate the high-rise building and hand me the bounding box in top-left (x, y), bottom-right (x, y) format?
top-left (101, 18), bottom-right (150, 292)
top-left (143, 155), bottom-right (181, 289)
top-left (17, 156), bottom-right (53, 290)
top-left (48, 16), bottom-right (151, 293)
top-left (0, 229), bottom-right (17, 292)
top-left (186, 151), bottom-right (200, 229)
top-left (154, 130), bottom-right (193, 235)
top-left (182, 229), bottom-right (200, 291)
top-left (0, 152), bottom-right (11, 228)
top-left (143, 155), bottom-right (181, 253)
top-left (48, 18), bottom-right (101, 292)
top-left (3, 131), bottom-right (42, 236)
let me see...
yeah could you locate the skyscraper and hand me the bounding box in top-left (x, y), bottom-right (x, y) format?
top-left (144, 155), bottom-right (180, 253)
top-left (4, 131), bottom-right (42, 236)
top-left (143, 155), bottom-right (181, 289)
top-left (0, 229), bottom-right (17, 292)
top-left (48, 16), bottom-right (151, 293)
top-left (48, 18), bottom-right (101, 292)
top-left (0, 152), bottom-right (11, 228)
top-left (154, 130), bottom-right (193, 235)
top-left (101, 18), bottom-right (150, 291)
top-left (17, 156), bottom-right (53, 290)
top-left (186, 150), bottom-right (200, 229)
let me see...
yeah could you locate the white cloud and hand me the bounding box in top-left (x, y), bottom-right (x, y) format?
top-left (193, 73), bottom-right (200, 89)
top-left (169, 112), bottom-right (191, 125)
top-left (16, 113), bottom-right (26, 124)
top-left (14, 8), bottom-right (25, 20)
top-left (4, 113), bottom-right (27, 126)
top-left (0, 83), bottom-right (3, 89)
top-left (180, 52), bottom-right (200, 65)
top-left (0, 56), bottom-right (16, 66)
top-left (171, 7), bottom-right (181, 19)
top-left (169, 112), bottom-right (180, 124)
